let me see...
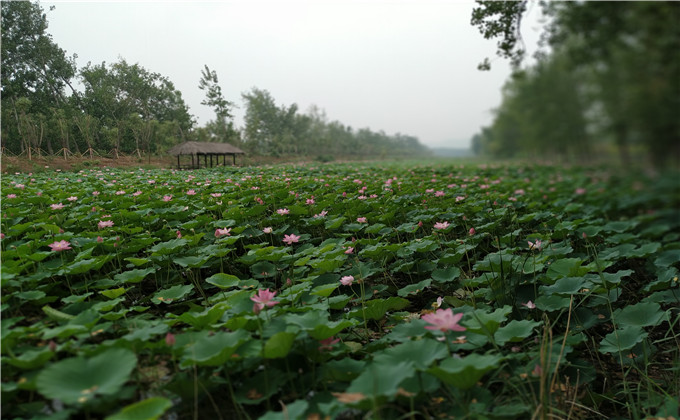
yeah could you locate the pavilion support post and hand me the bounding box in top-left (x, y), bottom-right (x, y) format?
top-left (204, 154), bottom-right (207, 168)
top-left (210, 154), bottom-right (213, 168)
top-left (233, 154), bottom-right (236, 166)
top-left (177, 155), bottom-right (180, 170)
top-left (223, 155), bottom-right (226, 166)
top-left (191, 154), bottom-right (195, 168)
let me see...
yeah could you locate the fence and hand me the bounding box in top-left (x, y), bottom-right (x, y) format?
top-left (1, 147), bottom-right (152, 161)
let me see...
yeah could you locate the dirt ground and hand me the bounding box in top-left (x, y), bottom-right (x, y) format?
top-left (0, 154), bottom-right (321, 174)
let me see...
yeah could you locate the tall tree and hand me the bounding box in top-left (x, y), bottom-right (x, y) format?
top-left (79, 59), bottom-right (193, 154)
top-left (1, 1), bottom-right (77, 155)
top-left (198, 65), bottom-right (239, 145)
top-left (472, 1), bottom-right (680, 167)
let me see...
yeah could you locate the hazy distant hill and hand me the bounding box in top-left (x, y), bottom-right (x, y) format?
top-left (429, 147), bottom-right (474, 157)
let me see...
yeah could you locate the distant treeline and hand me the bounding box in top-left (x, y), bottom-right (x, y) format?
top-left (1, 2), bottom-right (430, 161)
top-left (470, 2), bottom-right (680, 168)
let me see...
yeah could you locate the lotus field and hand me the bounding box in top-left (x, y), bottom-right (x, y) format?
top-left (2, 161), bottom-right (679, 420)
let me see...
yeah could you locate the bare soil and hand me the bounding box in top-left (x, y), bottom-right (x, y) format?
top-left (0, 154), bottom-right (320, 174)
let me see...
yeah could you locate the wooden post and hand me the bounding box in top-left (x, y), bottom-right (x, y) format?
top-left (204, 154), bottom-right (207, 168)
top-left (210, 154), bottom-right (213, 168)
top-left (177, 155), bottom-right (180, 170)
top-left (233, 154), bottom-right (236, 166)
top-left (191, 154), bottom-right (195, 168)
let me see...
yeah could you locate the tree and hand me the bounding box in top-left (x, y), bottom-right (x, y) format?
top-left (472, 1), bottom-right (680, 167)
top-left (470, 0), bottom-right (528, 70)
top-left (198, 65), bottom-right (240, 145)
top-left (1, 1), bottom-right (77, 155)
top-left (79, 59), bottom-right (193, 154)
top-left (241, 88), bottom-right (300, 155)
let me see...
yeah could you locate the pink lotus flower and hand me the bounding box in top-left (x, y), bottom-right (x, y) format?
top-left (251, 288), bottom-right (279, 313)
top-left (51, 203), bottom-right (64, 210)
top-left (422, 308), bottom-right (466, 333)
top-left (340, 275), bottom-right (354, 286)
top-left (115, 190), bottom-right (126, 195)
top-left (162, 195), bottom-right (173, 202)
top-left (306, 198), bottom-right (315, 205)
top-left (186, 189), bottom-right (196, 195)
top-left (434, 191), bottom-right (445, 197)
top-left (277, 208), bottom-right (289, 215)
top-left (356, 217), bottom-right (367, 223)
top-left (283, 233), bottom-right (300, 245)
top-left (469, 228), bottom-right (476, 235)
top-left (211, 193), bottom-right (222, 198)
top-left (455, 196), bottom-right (466, 202)
top-left (314, 210), bottom-right (328, 218)
top-left (92, 191), bottom-right (100, 196)
top-left (132, 191), bottom-right (142, 197)
top-left (48, 240), bottom-right (72, 252)
top-left (434, 221), bottom-right (450, 230)
top-left (433, 296), bottom-right (443, 309)
top-left (98, 220), bottom-right (114, 229)
top-left (96, 236), bottom-right (104, 243)
top-left (528, 240), bottom-right (543, 251)
top-left (67, 196), bottom-right (78, 201)
top-left (575, 188), bottom-right (586, 195)
top-left (176, 231), bottom-right (182, 238)
top-left (318, 336), bottom-right (340, 352)
top-left (263, 227), bottom-right (273, 234)
top-left (344, 247), bottom-right (354, 254)
top-left (521, 301), bottom-right (536, 309)
top-left (165, 332), bottom-right (176, 346)
top-left (215, 228), bottom-right (231, 238)
top-left (6, 194), bottom-right (16, 199)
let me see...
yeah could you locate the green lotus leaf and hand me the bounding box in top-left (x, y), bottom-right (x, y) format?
top-left (173, 255), bottom-right (211, 268)
top-left (310, 283), bottom-right (339, 297)
top-left (397, 279), bottom-right (432, 296)
top-left (176, 304), bottom-right (227, 329)
top-left (205, 273), bottom-right (241, 289)
top-left (149, 238), bottom-right (187, 256)
top-left (599, 325), bottom-right (647, 354)
top-left (309, 319), bottom-right (357, 340)
top-left (180, 329), bottom-right (250, 367)
top-left (7, 348), bottom-right (54, 369)
top-left (152, 284), bottom-right (194, 304)
top-left (372, 338), bottom-right (448, 369)
top-left (349, 297), bottom-right (410, 321)
top-left (612, 302), bottom-right (666, 328)
top-left (114, 268), bottom-right (156, 284)
top-left (105, 397), bottom-right (172, 420)
top-left (494, 320), bottom-right (542, 346)
top-left (36, 348), bottom-right (137, 404)
top-left (432, 267), bottom-right (461, 283)
top-left (546, 258), bottom-right (589, 281)
top-left (427, 353), bottom-right (503, 390)
top-left (347, 361), bottom-right (415, 397)
top-left (101, 288), bottom-right (126, 299)
top-left (462, 306), bottom-right (512, 335)
top-left (263, 331), bottom-right (297, 359)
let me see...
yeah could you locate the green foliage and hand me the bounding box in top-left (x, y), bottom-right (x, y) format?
top-left (36, 348), bottom-right (137, 405)
top-left (471, 2), bottom-right (680, 167)
top-left (1, 161), bottom-right (678, 419)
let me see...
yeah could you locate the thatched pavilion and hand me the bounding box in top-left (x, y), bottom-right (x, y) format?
top-left (168, 141), bottom-right (245, 169)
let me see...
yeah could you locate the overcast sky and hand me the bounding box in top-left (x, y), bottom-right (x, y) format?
top-left (43, 0), bottom-right (544, 149)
